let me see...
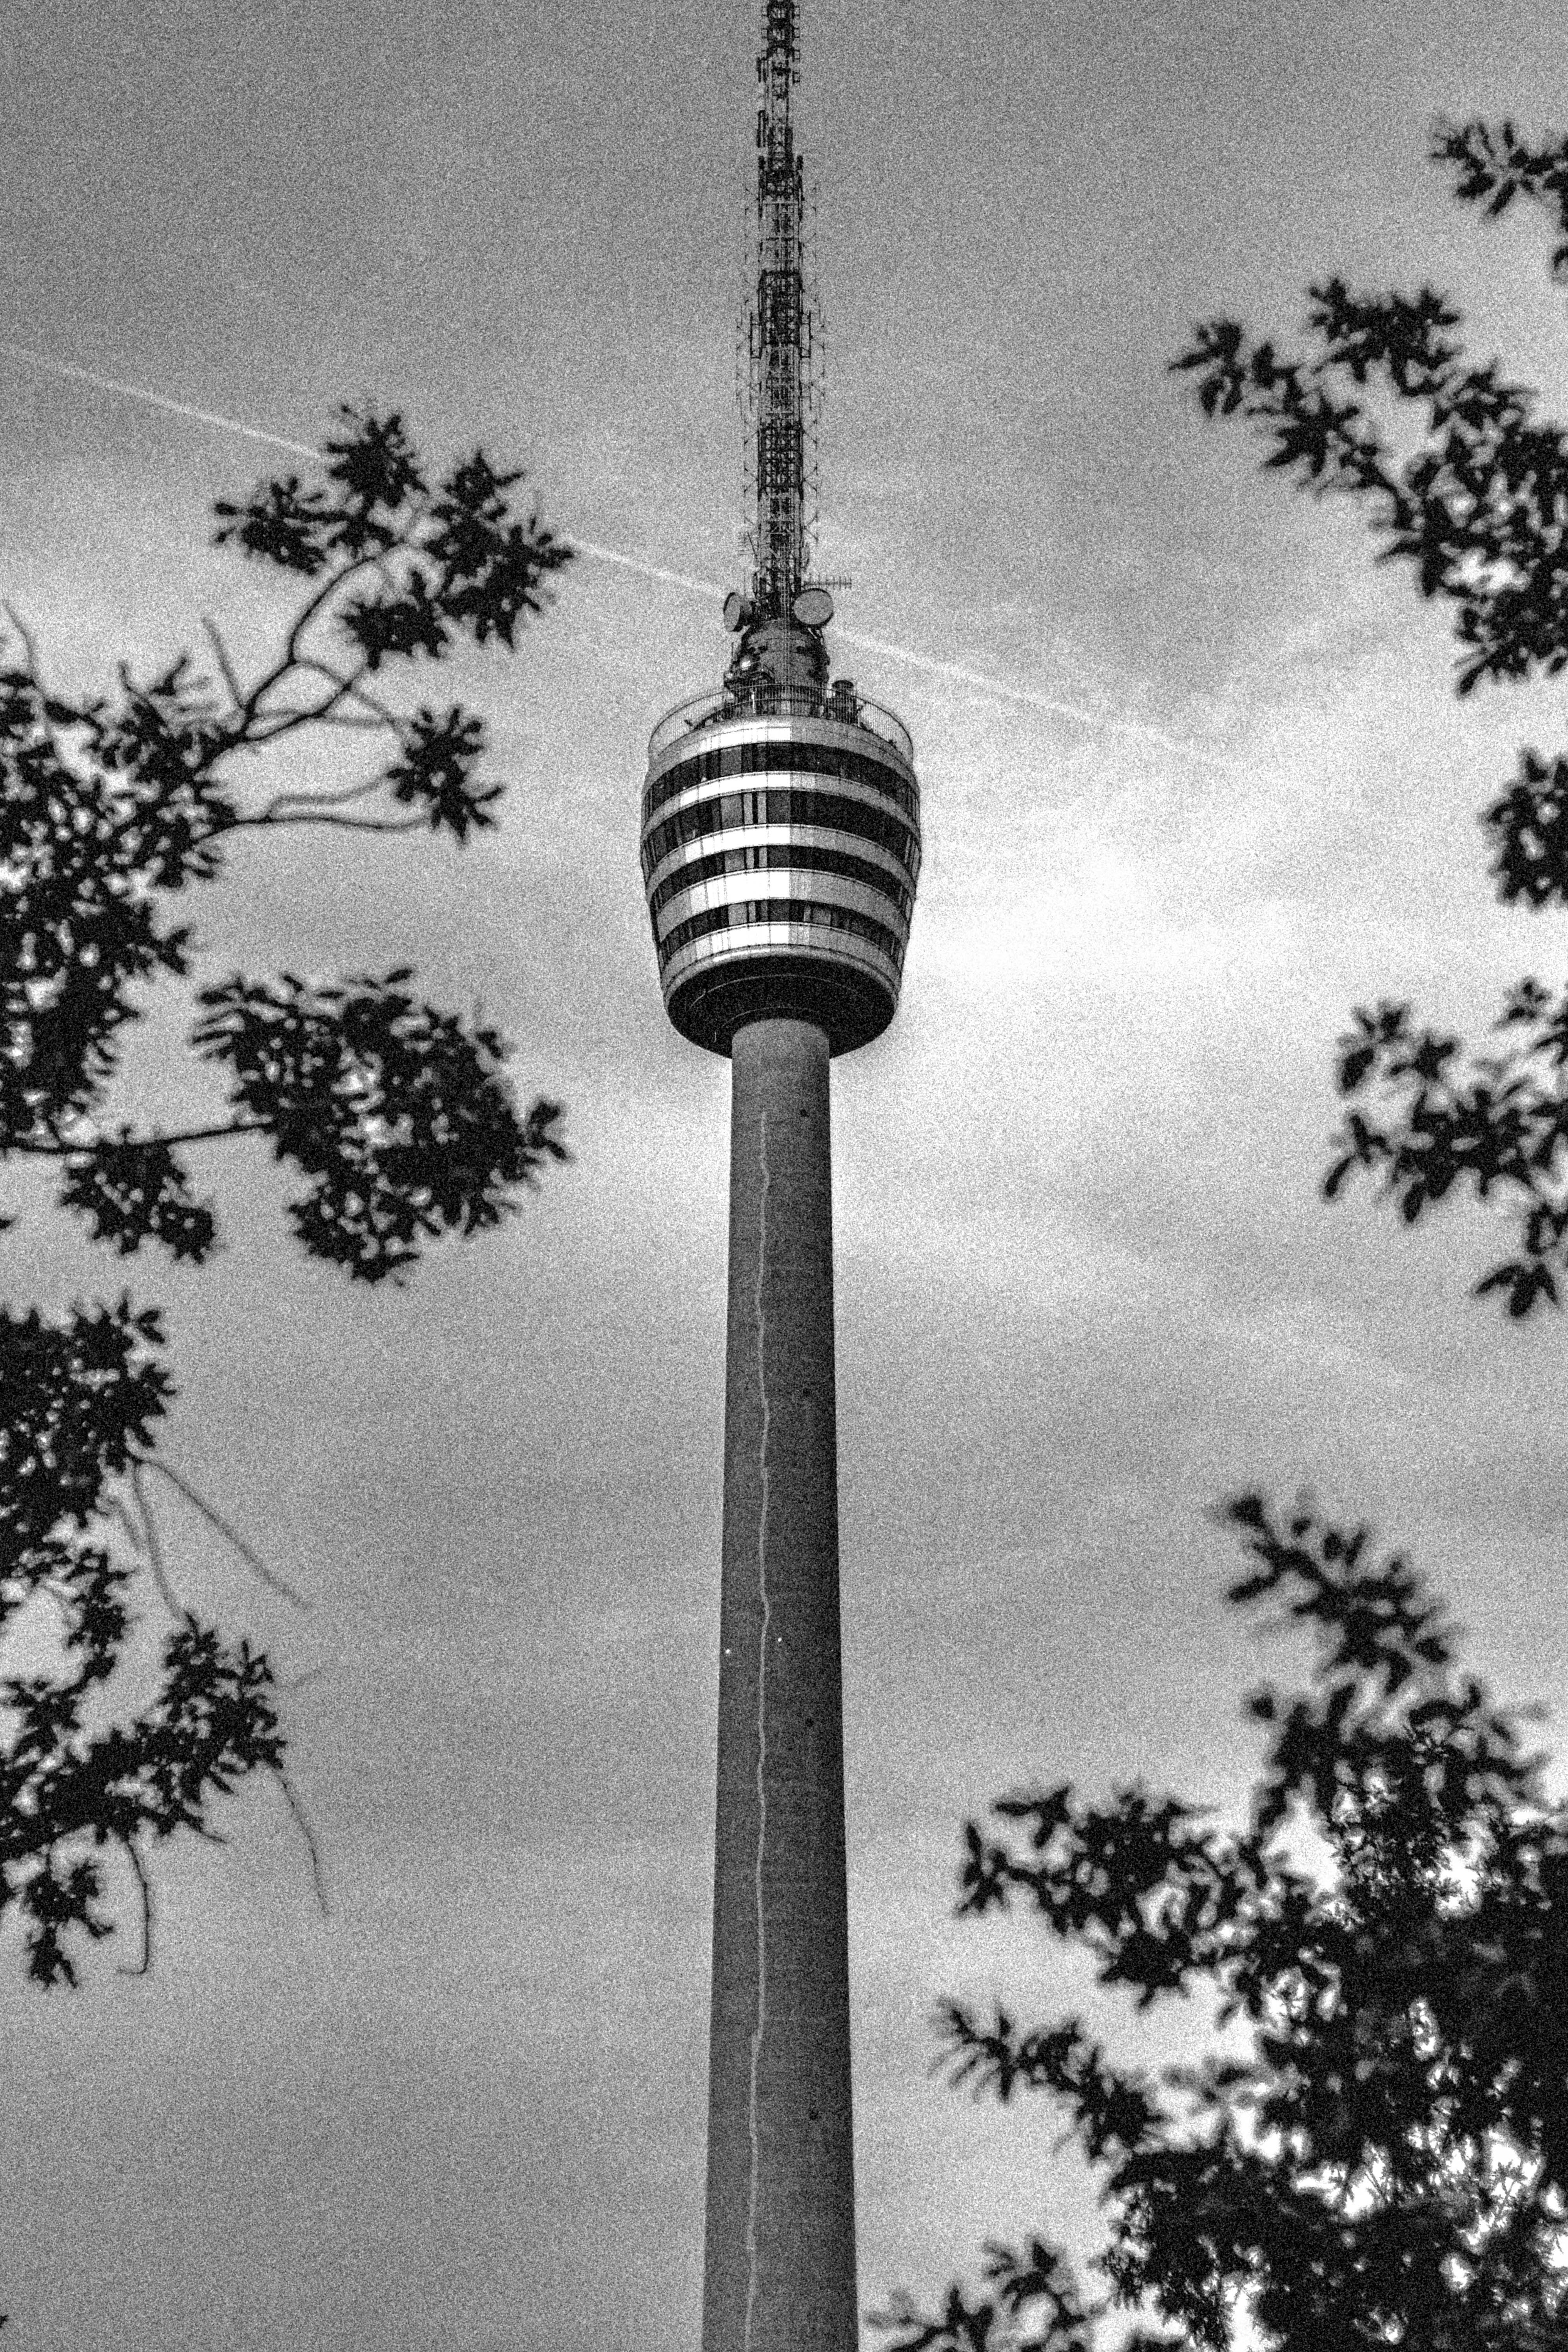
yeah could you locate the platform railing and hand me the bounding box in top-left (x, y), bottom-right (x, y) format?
top-left (648, 680), bottom-right (914, 768)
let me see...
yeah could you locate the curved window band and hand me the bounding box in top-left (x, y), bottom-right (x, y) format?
top-left (659, 896), bottom-right (906, 973)
top-left (649, 839), bottom-right (914, 922)
top-left (643, 734), bottom-right (919, 825)
top-left (642, 784), bottom-right (920, 882)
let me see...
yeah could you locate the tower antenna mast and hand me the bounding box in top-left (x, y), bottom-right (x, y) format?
top-left (750, 0), bottom-right (811, 617)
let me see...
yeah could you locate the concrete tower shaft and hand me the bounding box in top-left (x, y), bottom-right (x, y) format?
top-left (702, 1018), bottom-right (857, 2352)
top-left (638, 5), bottom-right (922, 2348)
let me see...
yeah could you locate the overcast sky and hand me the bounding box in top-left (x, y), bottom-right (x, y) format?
top-left (4, 2), bottom-right (1568, 2347)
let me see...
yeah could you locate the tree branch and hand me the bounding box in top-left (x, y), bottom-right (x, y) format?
top-left (277, 542), bottom-right (403, 681)
top-left (290, 659), bottom-right (401, 733)
top-left (222, 809), bottom-right (426, 836)
top-left (253, 771), bottom-right (390, 819)
top-left (199, 614), bottom-right (245, 707)
top-left (115, 1836), bottom-right (154, 1978)
top-left (2, 599), bottom-right (71, 763)
top-left (140, 1456), bottom-right (311, 1612)
top-left (277, 1767), bottom-right (330, 1918)
top-left (241, 662), bottom-right (375, 748)
top-left (241, 704), bottom-right (389, 737)
top-left (4, 1120), bottom-right (271, 1159)
top-left (129, 1463), bottom-right (185, 1622)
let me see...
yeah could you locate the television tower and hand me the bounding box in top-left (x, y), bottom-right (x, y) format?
top-left (639, 4), bottom-right (922, 2348)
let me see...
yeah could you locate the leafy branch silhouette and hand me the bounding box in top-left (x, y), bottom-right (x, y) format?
top-left (2, 405), bottom-right (571, 1986)
top-left (1172, 121), bottom-right (1568, 1317)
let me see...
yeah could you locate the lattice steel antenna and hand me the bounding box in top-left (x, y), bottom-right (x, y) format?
top-left (748, 0), bottom-right (813, 616)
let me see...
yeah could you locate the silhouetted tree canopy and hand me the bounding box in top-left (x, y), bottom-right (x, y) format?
top-left (1, 407), bottom-right (571, 1987)
top-left (1172, 118), bottom-right (1568, 1316)
top-left (882, 122), bottom-right (1568, 2352)
top-left (879, 1499), bottom-right (1568, 2352)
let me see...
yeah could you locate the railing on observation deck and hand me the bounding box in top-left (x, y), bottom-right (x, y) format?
top-left (648, 680), bottom-right (914, 769)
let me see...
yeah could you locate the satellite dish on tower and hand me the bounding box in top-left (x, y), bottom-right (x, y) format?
top-left (792, 585), bottom-right (834, 628)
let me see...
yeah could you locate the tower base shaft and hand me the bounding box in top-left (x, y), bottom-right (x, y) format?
top-left (701, 1016), bottom-right (858, 2352)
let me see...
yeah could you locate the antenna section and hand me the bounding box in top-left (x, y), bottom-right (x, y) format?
top-left (749, 0), bottom-right (811, 619)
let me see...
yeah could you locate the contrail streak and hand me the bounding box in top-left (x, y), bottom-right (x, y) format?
top-left (568, 536), bottom-right (726, 601)
top-left (0, 339), bottom-right (318, 458)
top-left (566, 526), bottom-right (1239, 771)
top-left (833, 624), bottom-right (1245, 773)
top-left (0, 337), bottom-right (1249, 774)
top-left (572, 528), bottom-right (1243, 772)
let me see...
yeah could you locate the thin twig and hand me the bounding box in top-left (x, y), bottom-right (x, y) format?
top-left (200, 615), bottom-right (245, 706)
top-left (240, 704), bottom-right (387, 736)
top-left (277, 1768), bottom-right (330, 1918)
top-left (258, 771), bottom-right (389, 818)
top-left (2, 600), bottom-right (70, 765)
top-left (241, 540), bottom-right (397, 706)
top-left (2, 601), bottom-right (46, 688)
top-left (294, 657), bottom-right (401, 731)
top-left (213, 561), bottom-right (355, 737)
top-left (141, 1457), bottom-right (312, 1611)
top-left (244, 677), bottom-right (363, 748)
top-left (234, 656), bottom-right (405, 769)
top-left (129, 1464), bottom-right (185, 1622)
top-left (116, 1836), bottom-right (154, 1977)
top-left (108, 1495), bottom-right (145, 1559)
top-left (226, 809), bottom-right (425, 836)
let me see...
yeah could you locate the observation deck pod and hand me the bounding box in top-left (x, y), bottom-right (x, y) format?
top-left (641, 678), bottom-right (921, 1057)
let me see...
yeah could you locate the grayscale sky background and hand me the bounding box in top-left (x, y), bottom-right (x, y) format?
top-left (4, 2), bottom-right (1568, 2347)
